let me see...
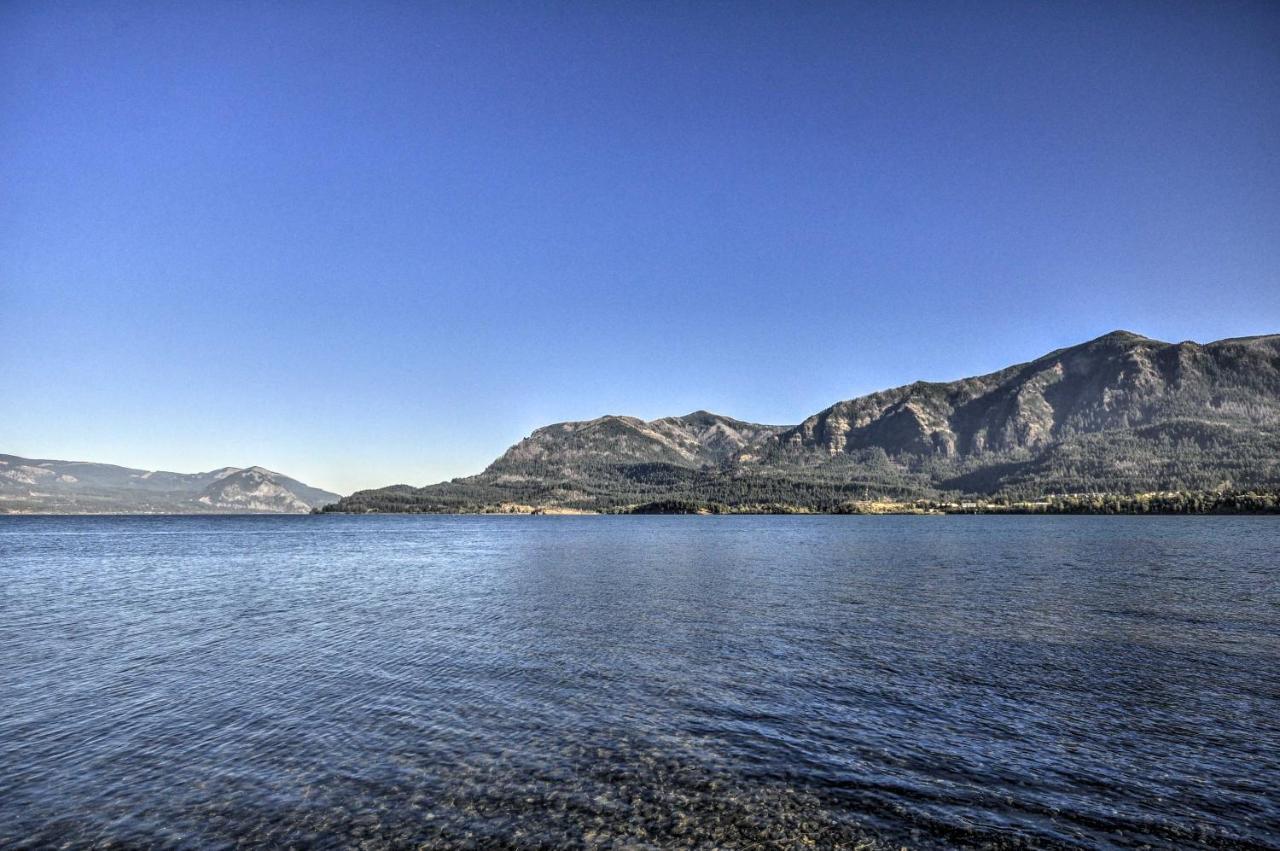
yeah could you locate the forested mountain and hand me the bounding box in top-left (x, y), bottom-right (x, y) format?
top-left (327, 331), bottom-right (1280, 513)
top-left (0, 456), bottom-right (339, 514)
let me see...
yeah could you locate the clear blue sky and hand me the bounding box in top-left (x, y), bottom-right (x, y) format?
top-left (3, 1), bottom-right (1278, 494)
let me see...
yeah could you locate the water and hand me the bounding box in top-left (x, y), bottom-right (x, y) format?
top-left (1, 516), bottom-right (1277, 849)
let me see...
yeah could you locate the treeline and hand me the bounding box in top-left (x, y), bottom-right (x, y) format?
top-left (323, 474), bottom-right (1280, 516)
top-left (962, 490), bottom-right (1280, 515)
top-left (617, 491), bottom-right (1280, 515)
top-left (322, 461), bottom-right (933, 514)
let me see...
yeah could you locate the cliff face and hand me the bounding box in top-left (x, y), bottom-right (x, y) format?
top-left (329, 331), bottom-right (1280, 512)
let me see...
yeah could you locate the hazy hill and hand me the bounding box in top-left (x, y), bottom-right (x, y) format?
top-left (0, 456), bottom-right (340, 514)
top-left (328, 330), bottom-right (1280, 512)
top-left (194, 466), bottom-right (341, 513)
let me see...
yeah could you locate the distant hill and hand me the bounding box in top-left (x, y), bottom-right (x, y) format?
top-left (329, 331), bottom-right (1280, 513)
top-left (0, 456), bottom-right (340, 514)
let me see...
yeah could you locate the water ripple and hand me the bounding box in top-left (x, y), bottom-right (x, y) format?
top-left (1, 515), bottom-right (1277, 849)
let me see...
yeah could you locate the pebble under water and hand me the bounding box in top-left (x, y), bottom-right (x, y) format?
top-left (1, 515), bottom-right (1277, 849)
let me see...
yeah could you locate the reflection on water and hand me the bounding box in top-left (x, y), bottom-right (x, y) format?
top-left (1, 515), bottom-right (1277, 848)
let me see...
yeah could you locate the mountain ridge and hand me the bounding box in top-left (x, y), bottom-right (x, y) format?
top-left (329, 330), bottom-right (1280, 513)
top-left (0, 456), bottom-right (340, 514)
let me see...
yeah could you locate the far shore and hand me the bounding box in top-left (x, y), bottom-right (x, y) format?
top-left (8, 490), bottom-right (1280, 517)
top-left (315, 490), bottom-right (1280, 517)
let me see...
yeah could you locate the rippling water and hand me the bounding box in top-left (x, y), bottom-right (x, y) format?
top-left (1, 516), bottom-right (1277, 849)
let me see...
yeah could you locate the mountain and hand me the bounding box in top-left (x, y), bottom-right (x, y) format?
top-left (750, 331), bottom-right (1280, 495)
top-left (193, 466), bottom-right (341, 513)
top-left (329, 331), bottom-right (1280, 513)
top-left (0, 456), bottom-right (340, 514)
top-left (485, 412), bottom-right (785, 479)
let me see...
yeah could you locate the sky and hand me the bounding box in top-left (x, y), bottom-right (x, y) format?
top-left (3, 1), bottom-right (1278, 495)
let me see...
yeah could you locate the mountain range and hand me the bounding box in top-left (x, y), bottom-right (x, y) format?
top-left (329, 331), bottom-right (1280, 513)
top-left (0, 456), bottom-right (339, 514)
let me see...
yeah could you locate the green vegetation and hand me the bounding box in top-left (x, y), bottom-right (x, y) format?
top-left (627, 499), bottom-right (729, 514)
top-left (321, 474), bottom-right (1280, 516)
top-left (951, 490), bottom-right (1280, 515)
